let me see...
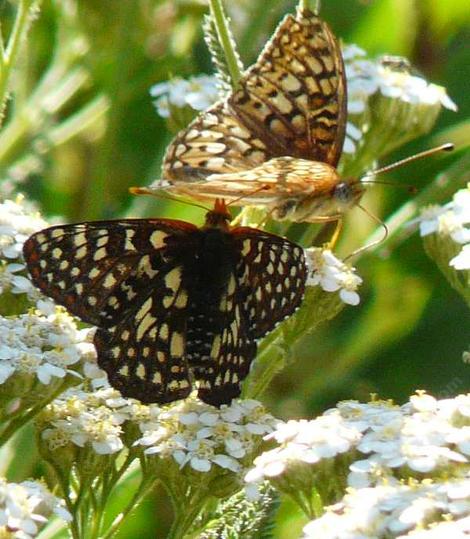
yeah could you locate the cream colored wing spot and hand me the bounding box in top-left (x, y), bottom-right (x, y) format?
top-left (51, 247), bottom-right (63, 259)
top-left (93, 247), bottom-right (107, 261)
top-left (149, 230), bottom-right (168, 249)
top-left (170, 332), bottom-right (184, 357)
top-left (73, 232), bottom-right (87, 247)
top-left (50, 228), bottom-right (65, 239)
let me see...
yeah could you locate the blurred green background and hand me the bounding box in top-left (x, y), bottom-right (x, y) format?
top-left (1, 0), bottom-right (469, 537)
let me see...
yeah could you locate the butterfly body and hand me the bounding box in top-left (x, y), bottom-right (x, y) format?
top-left (23, 200), bottom-right (307, 406)
top-left (160, 8), bottom-right (359, 223)
top-left (166, 156), bottom-right (364, 223)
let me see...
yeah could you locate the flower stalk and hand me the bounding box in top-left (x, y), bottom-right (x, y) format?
top-left (207, 0), bottom-right (243, 89)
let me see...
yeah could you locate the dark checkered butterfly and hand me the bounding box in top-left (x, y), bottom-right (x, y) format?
top-left (23, 200), bottom-right (307, 407)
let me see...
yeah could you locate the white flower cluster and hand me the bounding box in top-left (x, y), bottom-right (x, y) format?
top-left (245, 393), bottom-right (470, 491)
top-left (342, 45), bottom-right (456, 155)
top-left (302, 475), bottom-right (470, 539)
top-left (0, 477), bottom-right (71, 538)
top-left (150, 75), bottom-right (219, 118)
top-left (40, 386), bottom-right (131, 455)
top-left (417, 184), bottom-right (470, 270)
top-left (137, 397), bottom-right (277, 473)
top-left (305, 248), bottom-right (363, 305)
top-left (245, 414), bottom-right (362, 489)
top-left (0, 196), bottom-right (49, 302)
top-left (0, 310), bottom-right (94, 385)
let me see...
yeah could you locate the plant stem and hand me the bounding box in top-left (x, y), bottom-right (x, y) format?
top-left (101, 476), bottom-right (158, 539)
top-left (300, 0), bottom-right (320, 12)
top-left (208, 0), bottom-right (243, 88)
top-left (0, 0), bottom-right (40, 124)
top-left (243, 336), bottom-right (285, 400)
top-left (0, 382), bottom-right (72, 446)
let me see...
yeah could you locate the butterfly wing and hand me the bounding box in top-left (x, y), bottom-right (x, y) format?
top-left (234, 228), bottom-right (307, 337)
top-left (195, 230), bottom-right (307, 406)
top-left (23, 220), bottom-right (199, 403)
top-left (229, 8), bottom-right (346, 166)
top-left (163, 9), bottom-right (346, 184)
top-left (162, 100), bottom-right (271, 181)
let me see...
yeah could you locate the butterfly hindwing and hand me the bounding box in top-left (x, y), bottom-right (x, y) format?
top-left (94, 263), bottom-right (193, 404)
top-left (234, 229), bottom-right (307, 337)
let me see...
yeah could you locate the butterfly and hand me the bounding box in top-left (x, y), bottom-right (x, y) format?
top-left (23, 199), bottom-right (307, 407)
top-left (160, 7), bottom-right (364, 223)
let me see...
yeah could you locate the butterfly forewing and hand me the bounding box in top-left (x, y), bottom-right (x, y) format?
top-left (23, 220), bottom-right (196, 326)
top-left (229, 8), bottom-right (346, 166)
top-left (163, 8), bottom-right (346, 186)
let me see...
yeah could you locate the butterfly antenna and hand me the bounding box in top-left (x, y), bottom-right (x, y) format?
top-left (129, 186), bottom-right (211, 212)
top-left (344, 203), bottom-right (388, 261)
top-left (363, 143), bottom-right (454, 178)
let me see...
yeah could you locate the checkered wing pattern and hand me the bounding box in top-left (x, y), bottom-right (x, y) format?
top-left (196, 231), bottom-right (307, 406)
top-left (163, 8), bottom-right (346, 183)
top-left (235, 228), bottom-right (307, 337)
top-left (23, 220), bottom-right (198, 403)
top-left (23, 208), bottom-right (307, 407)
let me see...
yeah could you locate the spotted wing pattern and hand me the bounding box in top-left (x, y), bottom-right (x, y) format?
top-left (196, 231), bottom-right (307, 406)
top-left (23, 220), bottom-right (198, 403)
top-left (163, 8), bottom-right (346, 184)
top-left (23, 211), bottom-right (307, 406)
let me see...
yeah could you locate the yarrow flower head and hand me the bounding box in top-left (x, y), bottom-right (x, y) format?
top-left (245, 393), bottom-right (470, 505)
top-left (342, 45), bottom-right (456, 156)
top-left (416, 184), bottom-right (470, 271)
top-left (302, 475), bottom-right (470, 539)
top-left (0, 477), bottom-right (71, 538)
top-left (137, 397), bottom-right (277, 475)
top-left (0, 196), bottom-right (55, 312)
top-left (39, 386), bottom-right (131, 455)
top-left (150, 75), bottom-right (219, 118)
top-left (0, 310), bottom-right (94, 388)
top-left (305, 248), bottom-right (363, 305)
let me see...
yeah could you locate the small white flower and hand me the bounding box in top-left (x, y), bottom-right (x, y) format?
top-left (150, 74), bottom-right (219, 118)
top-left (414, 185), bottom-right (470, 273)
top-left (0, 310), bottom-right (95, 386)
top-left (341, 46), bottom-right (456, 156)
top-left (305, 248), bottom-right (363, 305)
top-left (0, 477), bottom-right (71, 538)
top-left (450, 243), bottom-right (470, 270)
top-left (39, 387), bottom-right (132, 455)
top-left (137, 396), bottom-right (277, 474)
top-left (302, 476), bottom-right (470, 539)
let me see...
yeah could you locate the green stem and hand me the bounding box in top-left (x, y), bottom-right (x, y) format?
top-left (243, 336), bottom-right (285, 400)
top-left (101, 476), bottom-right (158, 539)
top-left (0, 0), bottom-right (40, 124)
top-left (0, 381), bottom-right (72, 446)
top-left (167, 490), bottom-right (208, 539)
top-left (299, 0), bottom-right (320, 12)
top-left (0, 66), bottom-right (89, 165)
top-left (208, 0), bottom-right (243, 88)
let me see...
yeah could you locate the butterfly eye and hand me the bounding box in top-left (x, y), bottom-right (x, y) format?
top-left (333, 182), bottom-right (355, 204)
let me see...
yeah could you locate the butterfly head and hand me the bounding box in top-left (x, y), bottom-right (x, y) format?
top-left (271, 175), bottom-right (364, 223)
top-left (203, 198), bottom-right (232, 230)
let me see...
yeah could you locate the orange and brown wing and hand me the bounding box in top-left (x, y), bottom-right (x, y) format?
top-left (163, 8), bottom-right (346, 182)
top-left (229, 8), bottom-right (346, 166)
